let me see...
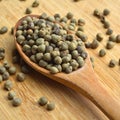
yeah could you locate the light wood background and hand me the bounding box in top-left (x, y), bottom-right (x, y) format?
top-left (0, 0), bottom-right (120, 120)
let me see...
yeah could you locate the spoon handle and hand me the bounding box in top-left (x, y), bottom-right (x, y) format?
top-left (68, 71), bottom-right (120, 120)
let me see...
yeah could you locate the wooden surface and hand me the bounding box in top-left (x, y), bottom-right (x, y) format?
top-left (0, 0), bottom-right (120, 120)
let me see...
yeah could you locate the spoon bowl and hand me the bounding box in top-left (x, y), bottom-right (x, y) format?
top-left (14, 15), bottom-right (120, 120)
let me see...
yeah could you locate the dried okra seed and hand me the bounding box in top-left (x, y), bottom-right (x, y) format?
top-left (0, 66), bottom-right (6, 74)
top-left (32, 0), bottom-right (39, 7)
top-left (91, 39), bottom-right (99, 49)
top-left (50, 67), bottom-right (59, 74)
top-left (106, 41), bottom-right (114, 49)
top-left (116, 35), bottom-right (120, 43)
top-left (96, 33), bottom-right (103, 42)
top-left (109, 59), bottom-right (116, 67)
top-left (25, 7), bottom-right (32, 14)
top-left (103, 9), bottom-right (110, 16)
top-left (93, 9), bottom-right (101, 17)
top-left (0, 26), bottom-right (8, 34)
top-left (109, 35), bottom-right (116, 42)
top-left (2, 71), bottom-right (10, 80)
top-left (46, 102), bottom-right (55, 111)
top-left (77, 26), bottom-right (84, 32)
top-left (8, 91), bottom-right (16, 100)
top-left (85, 42), bottom-right (91, 48)
top-left (16, 72), bottom-right (26, 82)
top-left (66, 12), bottom-right (73, 19)
top-left (99, 49), bottom-right (106, 57)
top-left (38, 96), bottom-right (48, 106)
top-left (8, 66), bottom-right (16, 75)
top-left (4, 80), bottom-right (13, 91)
top-left (78, 19), bottom-right (85, 26)
top-left (106, 28), bottom-right (113, 35)
top-left (12, 98), bottom-right (22, 106)
top-left (103, 21), bottom-right (110, 28)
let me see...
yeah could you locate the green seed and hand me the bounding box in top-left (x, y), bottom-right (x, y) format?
top-left (21, 65), bottom-right (30, 74)
top-left (38, 44), bottom-right (46, 53)
top-left (77, 26), bottom-right (84, 32)
top-left (54, 65), bottom-right (62, 72)
top-left (30, 55), bottom-right (37, 63)
top-left (38, 96), bottom-right (48, 106)
top-left (103, 21), bottom-right (110, 28)
top-left (99, 49), bottom-right (106, 57)
top-left (16, 72), bottom-right (26, 82)
top-left (32, 0), bottom-right (39, 7)
top-left (70, 18), bottom-right (77, 24)
top-left (96, 33), bottom-right (103, 42)
top-left (4, 80), bottom-right (13, 91)
top-left (109, 59), bottom-right (116, 67)
top-left (0, 52), bottom-right (5, 60)
top-left (66, 12), bottom-right (73, 19)
top-left (8, 91), bottom-right (16, 100)
top-left (43, 53), bottom-right (51, 62)
top-left (46, 102), bottom-right (55, 111)
top-left (2, 71), bottom-right (10, 80)
top-left (93, 9), bottom-right (101, 17)
top-left (77, 56), bottom-right (85, 67)
top-left (109, 35), bottom-right (116, 42)
top-left (76, 31), bottom-right (87, 42)
top-left (16, 30), bottom-right (23, 36)
top-left (106, 28), bottom-right (113, 35)
top-left (12, 55), bottom-right (20, 64)
top-left (65, 66), bottom-right (73, 73)
top-left (0, 75), bottom-right (3, 83)
top-left (35, 53), bottom-right (43, 61)
top-left (8, 66), bottom-right (16, 75)
top-left (0, 66), bottom-right (6, 74)
top-left (71, 50), bottom-right (79, 59)
top-left (36, 38), bottom-right (44, 45)
top-left (46, 46), bottom-right (53, 53)
top-left (81, 51), bottom-right (88, 59)
top-left (59, 42), bottom-right (68, 50)
top-left (0, 26), bottom-right (8, 34)
top-left (54, 56), bottom-right (62, 65)
top-left (103, 9), bottom-right (110, 16)
top-left (106, 41), bottom-right (114, 49)
top-left (25, 7), bottom-right (32, 14)
top-left (62, 63), bottom-right (70, 71)
top-left (12, 98), bottom-right (22, 106)
top-left (31, 45), bottom-right (38, 54)
top-left (70, 59), bottom-right (79, 70)
top-left (91, 39), bottom-right (99, 49)
top-left (60, 17), bottom-right (68, 23)
top-left (51, 50), bottom-right (60, 58)
top-left (16, 35), bottom-right (25, 44)
top-left (39, 60), bottom-right (48, 68)
top-left (68, 42), bottom-right (77, 51)
top-left (116, 35), bottom-right (120, 43)
top-left (62, 56), bottom-right (71, 63)
top-left (85, 42), bottom-right (91, 48)
top-left (78, 19), bottom-right (85, 26)
top-left (50, 67), bottom-right (59, 74)
top-left (40, 12), bottom-right (48, 19)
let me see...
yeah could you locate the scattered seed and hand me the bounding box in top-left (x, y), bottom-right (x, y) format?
top-left (66, 12), bottom-right (73, 19)
top-left (96, 33), bottom-right (104, 42)
top-left (8, 91), bottom-right (16, 100)
top-left (77, 26), bottom-right (84, 32)
top-left (32, 0), bottom-right (39, 7)
top-left (21, 65), bottom-right (30, 74)
top-left (78, 19), bottom-right (85, 26)
top-left (46, 102), bottom-right (55, 111)
top-left (93, 9), bottom-right (101, 17)
top-left (38, 96), bottom-right (48, 106)
top-left (25, 7), bottom-right (32, 14)
top-left (50, 67), bottom-right (59, 74)
top-left (2, 71), bottom-right (10, 80)
top-left (4, 80), bottom-right (13, 91)
top-left (91, 39), bottom-right (99, 49)
top-left (103, 9), bottom-right (110, 16)
top-left (12, 98), bottom-right (22, 106)
top-left (109, 35), bottom-right (116, 42)
top-left (106, 41), bottom-right (114, 49)
top-left (16, 72), bottom-right (26, 82)
top-left (116, 35), bottom-right (120, 43)
top-left (106, 28), bottom-right (113, 35)
top-left (109, 59), bottom-right (116, 67)
top-left (99, 49), bottom-right (106, 57)
top-left (8, 66), bottom-right (16, 75)
top-left (85, 42), bottom-right (91, 48)
top-left (0, 26), bottom-right (8, 34)
top-left (103, 21), bottom-right (110, 28)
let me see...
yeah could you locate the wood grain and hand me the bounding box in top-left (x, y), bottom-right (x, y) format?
top-left (0, 0), bottom-right (120, 120)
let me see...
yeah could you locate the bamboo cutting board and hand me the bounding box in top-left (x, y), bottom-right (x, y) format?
top-left (0, 0), bottom-right (120, 120)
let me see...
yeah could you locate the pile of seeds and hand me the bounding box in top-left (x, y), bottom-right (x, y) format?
top-left (16, 15), bottom-right (87, 74)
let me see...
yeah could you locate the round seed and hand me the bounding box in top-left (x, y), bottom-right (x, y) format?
top-left (62, 63), bottom-right (70, 71)
top-left (32, 0), bottom-right (39, 7)
top-left (66, 12), bottom-right (73, 19)
top-left (8, 66), bottom-right (16, 75)
top-left (16, 72), bottom-right (26, 82)
top-left (91, 39), bottom-right (99, 49)
top-left (16, 35), bottom-right (25, 44)
top-left (99, 49), bottom-right (106, 57)
top-left (16, 30), bottom-right (23, 36)
top-left (39, 60), bottom-right (48, 67)
top-left (0, 26), bottom-right (8, 34)
top-left (93, 9), bottom-right (101, 17)
top-left (54, 65), bottom-right (62, 72)
top-left (76, 31), bottom-right (87, 42)
top-left (4, 80), bottom-right (13, 91)
top-left (38, 44), bottom-right (46, 53)
top-left (30, 55), bottom-right (37, 63)
top-left (2, 71), bottom-right (10, 80)
top-left (71, 50), bottom-right (79, 59)
top-left (103, 21), bottom-right (110, 28)
top-left (21, 65), bottom-right (30, 74)
top-left (77, 26), bottom-right (84, 32)
top-left (46, 102), bottom-right (55, 111)
top-left (50, 67), bottom-right (59, 74)
top-left (109, 35), bottom-right (116, 42)
top-left (12, 98), bottom-right (22, 106)
top-left (54, 56), bottom-right (62, 65)
top-left (35, 53), bottom-right (43, 61)
top-left (59, 42), bottom-right (68, 50)
top-left (68, 42), bottom-right (77, 51)
top-left (109, 59), bottom-right (116, 67)
top-left (25, 7), bottom-right (32, 14)
top-left (103, 9), bottom-right (110, 16)
top-left (96, 33), bottom-right (103, 42)
top-left (77, 56), bottom-right (85, 67)
top-left (116, 34), bottom-right (120, 43)
top-left (85, 42), bottom-right (91, 48)
top-left (51, 50), bottom-right (60, 58)
top-left (38, 96), bottom-right (48, 106)
top-left (106, 28), bottom-right (113, 35)
top-left (43, 53), bottom-right (51, 62)
top-left (8, 91), bottom-right (16, 100)
top-left (78, 19), bottom-right (85, 26)
top-left (81, 51), bottom-right (87, 59)
top-left (106, 41), bottom-right (114, 49)
top-left (0, 66), bottom-right (6, 74)
top-left (70, 59), bottom-right (79, 70)
top-left (65, 66), bottom-right (73, 73)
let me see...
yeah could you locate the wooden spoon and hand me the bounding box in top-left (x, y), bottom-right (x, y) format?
top-left (14, 15), bottom-right (120, 120)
